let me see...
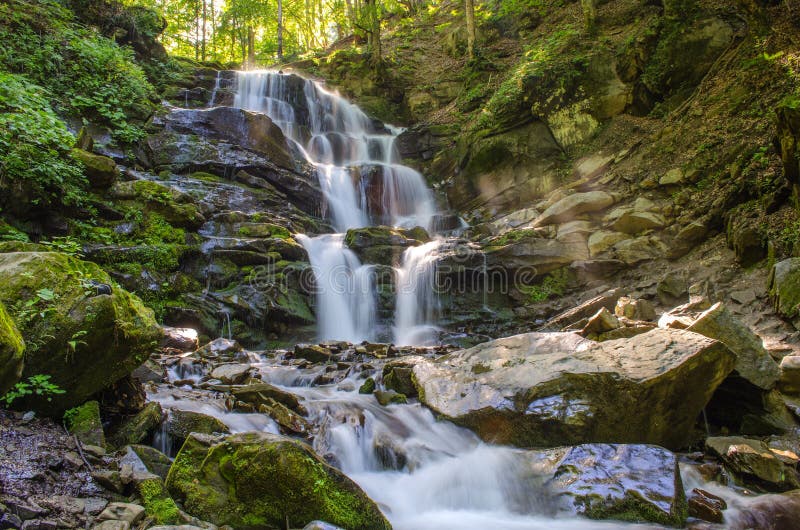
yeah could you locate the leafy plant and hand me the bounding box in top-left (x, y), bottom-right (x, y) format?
top-left (41, 236), bottom-right (84, 256)
top-left (521, 268), bottom-right (570, 303)
top-left (1, 374), bottom-right (65, 406)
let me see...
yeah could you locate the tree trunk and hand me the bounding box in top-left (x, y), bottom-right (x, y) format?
top-left (201, 0), bottom-right (207, 62)
top-left (465, 0), bottom-right (476, 59)
top-left (247, 26), bottom-right (255, 68)
top-left (194, 0), bottom-right (200, 61)
top-left (277, 0), bottom-right (284, 60)
top-left (580, 0), bottom-right (597, 34)
top-left (366, 0), bottom-right (381, 65)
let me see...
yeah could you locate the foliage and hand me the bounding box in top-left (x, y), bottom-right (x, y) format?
top-left (0, 72), bottom-right (87, 209)
top-left (0, 0), bottom-right (154, 142)
top-left (1, 374), bottom-right (65, 406)
top-left (41, 236), bottom-right (85, 257)
top-left (521, 268), bottom-right (569, 303)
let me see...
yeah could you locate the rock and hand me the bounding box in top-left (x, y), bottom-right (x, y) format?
top-left (530, 444), bottom-right (686, 526)
top-left (727, 216), bottom-right (767, 266)
top-left (209, 363), bottom-right (251, 385)
top-left (613, 235), bottom-right (668, 265)
top-left (97, 503), bottom-right (145, 524)
top-left (82, 498), bottom-right (109, 515)
top-left (374, 390), bottom-right (407, 406)
top-left (615, 297), bottom-right (657, 321)
top-left (779, 355), bottom-right (800, 395)
top-left (137, 477), bottom-right (180, 525)
top-left (728, 490), bottom-right (800, 530)
top-left (668, 219), bottom-right (709, 259)
top-left (129, 445), bottom-right (173, 480)
top-left (344, 226), bottom-right (428, 266)
top-left (258, 398), bottom-right (310, 435)
top-left (165, 409), bottom-right (230, 440)
top-left (382, 366), bottom-right (416, 396)
top-left (769, 258), bottom-right (800, 324)
top-left (108, 180), bottom-right (205, 230)
top-left (587, 230), bottom-right (628, 256)
top-left (403, 328), bottom-right (735, 449)
top-left (0, 300), bottom-right (24, 396)
top-left (66, 400), bottom-right (105, 447)
top-left (195, 338), bottom-right (242, 359)
top-left (91, 522), bottom-right (129, 530)
top-left (358, 378), bottom-right (376, 394)
top-left (533, 191), bottom-right (616, 227)
top-left (659, 168), bottom-right (685, 186)
top-left (688, 489), bottom-right (726, 523)
top-left (108, 402), bottom-right (163, 447)
top-left (165, 432), bottom-right (391, 529)
top-left (611, 210), bottom-right (666, 235)
top-left (3, 500), bottom-right (47, 520)
top-left (776, 100), bottom-right (800, 193)
top-left (730, 289), bottom-right (757, 305)
top-left (294, 343), bottom-right (333, 363)
top-left (91, 470), bottom-right (125, 494)
top-left (0, 252), bottom-right (162, 414)
top-left (540, 288), bottom-right (623, 331)
top-left (657, 271), bottom-right (688, 305)
top-left (160, 327), bottom-right (199, 352)
top-left (706, 436), bottom-right (800, 491)
top-left (0, 513), bottom-right (23, 530)
top-left (580, 307), bottom-right (620, 336)
top-left (485, 235), bottom-right (589, 275)
top-left (70, 149), bottom-right (119, 188)
top-left (303, 522), bottom-right (345, 530)
top-left (231, 382), bottom-right (306, 414)
top-left (687, 303), bottom-right (781, 390)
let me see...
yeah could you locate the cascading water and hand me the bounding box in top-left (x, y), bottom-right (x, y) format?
top-left (232, 71), bottom-right (441, 343)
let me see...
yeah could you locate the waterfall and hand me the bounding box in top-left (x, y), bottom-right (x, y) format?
top-left (394, 240), bottom-right (443, 346)
top-left (232, 71), bottom-right (440, 343)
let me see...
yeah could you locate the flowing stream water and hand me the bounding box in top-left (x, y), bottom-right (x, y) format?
top-left (150, 71), bottom-right (773, 530)
top-left (232, 71), bottom-right (440, 345)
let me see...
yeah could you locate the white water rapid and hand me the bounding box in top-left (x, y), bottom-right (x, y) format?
top-left (233, 71), bottom-right (442, 344)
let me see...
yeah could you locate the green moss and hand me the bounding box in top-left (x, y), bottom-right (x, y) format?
top-left (108, 401), bottom-right (163, 447)
top-left (358, 377), bottom-right (376, 394)
top-left (64, 400), bottom-right (105, 447)
top-left (166, 432), bottom-right (391, 529)
top-left (139, 478), bottom-right (181, 525)
top-left (0, 300), bottom-right (24, 395)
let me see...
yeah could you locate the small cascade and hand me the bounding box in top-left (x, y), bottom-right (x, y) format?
top-left (394, 239), bottom-right (443, 346)
top-left (208, 71), bottom-right (222, 107)
top-left (232, 71), bottom-right (442, 343)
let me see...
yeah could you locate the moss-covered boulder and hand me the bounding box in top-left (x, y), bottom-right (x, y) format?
top-left (165, 409), bottom-right (230, 440)
top-left (0, 300), bottom-right (24, 396)
top-left (66, 400), bottom-right (105, 447)
top-left (0, 252), bottom-right (162, 414)
top-left (71, 148), bottom-right (119, 188)
top-left (344, 226), bottom-right (429, 267)
top-left (109, 180), bottom-right (205, 230)
top-left (108, 401), bottom-right (164, 447)
top-left (397, 328), bottom-right (735, 449)
top-left (166, 432), bottom-right (391, 529)
top-left (138, 477), bottom-right (181, 525)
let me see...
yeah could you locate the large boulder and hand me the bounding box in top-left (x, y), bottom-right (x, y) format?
top-left (769, 258), bottom-right (800, 325)
top-left (391, 328), bottom-right (735, 449)
top-left (533, 191), bottom-right (616, 227)
top-left (706, 436), bottom-right (800, 491)
top-left (485, 234), bottom-right (589, 275)
top-left (165, 432), bottom-right (391, 529)
top-left (0, 252), bottom-right (161, 414)
top-left (344, 226), bottom-right (429, 266)
top-left (528, 444), bottom-right (687, 526)
top-left (687, 302), bottom-right (781, 390)
top-left (0, 300), bottom-right (24, 396)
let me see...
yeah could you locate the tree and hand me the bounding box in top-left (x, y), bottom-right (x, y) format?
top-left (277, 0), bottom-right (284, 60)
top-left (465, 0), bottom-right (476, 60)
top-left (580, 0), bottom-right (597, 34)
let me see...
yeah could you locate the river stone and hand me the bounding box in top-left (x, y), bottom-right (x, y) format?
top-left (533, 191), bottom-right (616, 227)
top-left (705, 436), bottom-right (800, 491)
top-left (195, 338), bottom-right (243, 360)
top-left (66, 400), bottom-right (105, 447)
top-left (210, 363), bottom-right (251, 385)
top-left (529, 444), bottom-right (687, 526)
top-left (401, 328), bottom-right (735, 449)
top-left (0, 252), bottom-right (162, 414)
top-left (165, 409), bottom-right (230, 440)
top-left (70, 148), bottom-right (119, 188)
top-left (294, 343), bottom-right (333, 363)
top-left (165, 432), bottom-right (391, 529)
top-left (0, 300), bottom-right (24, 396)
top-left (687, 303), bottom-right (780, 390)
top-left (687, 488), bottom-right (726, 523)
top-left (231, 382), bottom-right (307, 414)
top-left (108, 402), bottom-right (163, 448)
top-left (769, 258), bottom-right (800, 323)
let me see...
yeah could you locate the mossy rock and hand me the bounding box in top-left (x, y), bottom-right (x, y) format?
top-left (138, 477), bottom-right (181, 525)
top-left (165, 409), bottom-right (230, 441)
top-left (0, 252), bottom-right (162, 414)
top-left (66, 400), bottom-right (105, 447)
top-left (166, 432), bottom-right (391, 529)
top-left (0, 300), bottom-right (24, 396)
top-left (769, 258), bottom-right (800, 322)
top-left (108, 401), bottom-right (164, 447)
top-left (109, 180), bottom-right (205, 230)
top-left (71, 148), bottom-right (119, 188)
top-left (130, 444), bottom-right (173, 480)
